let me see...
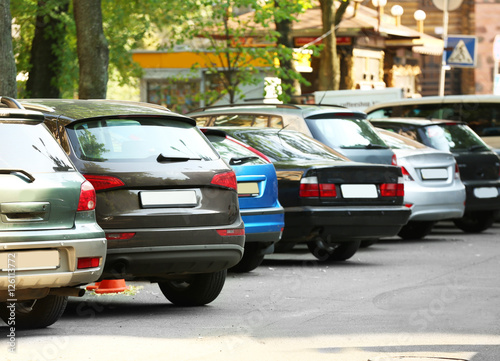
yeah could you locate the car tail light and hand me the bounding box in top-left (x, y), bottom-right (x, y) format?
top-left (391, 154), bottom-right (398, 166)
top-left (211, 171), bottom-right (237, 190)
top-left (105, 232), bottom-right (136, 240)
top-left (380, 180), bottom-right (404, 197)
top-left (405, 203), bottom-right (413, 208)
top-left (299, 176), bottom-right (337, 198)
top-left (77, 257), bottom-right (101, 269)
top-left (216, 228), bottom-right (245, 236)
top-left (401, 166), bottom-right (414, 181)
top-left (455, 163), bottom-right (461, 180)
top-left (77, 180), bottom-right (97, 211)
top-left (84, 174), bottom-right (125, 191)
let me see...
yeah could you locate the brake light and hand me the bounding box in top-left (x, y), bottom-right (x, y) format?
top-left (380, 182), bottom-right (404, 197)
top-left (216, 228), bottom-right (245, 236)
top-left (77, 180), bottom-right (97, 211)
top-left (211, 171), bottom-right (237, 190)
top-left (455, 163), bottom-right (461, 180)
top-left (77, 257), bottom-right (101, 269)
top-left (105, 232), bottom-right (136, 240)
top-left (391, 154), bottom-right (398, 166)
top-left (299, 176), bottom-right (337, 197)
top-left (84, 174), bottom-right (125, 191)
top-left (401, 166), bottom-right (414, 181)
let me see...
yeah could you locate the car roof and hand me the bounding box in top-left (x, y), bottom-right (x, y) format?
top-left (370, 117), bottom-right (464, 127)
top-left (365, 94), bottom-right (500, 113)
top-left (20, 99), bottom-right (195, 124)
top-left (188, 103), bottom-right (366, 118)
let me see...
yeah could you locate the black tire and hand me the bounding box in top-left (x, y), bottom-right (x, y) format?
top-left (0, 295), bottom-right (68, 329)
top-left (158, 270), bottom-right (227, 306)
top-left (307, 237), bottom-right (361, 262)
top-left (230, 243), bottom-right (265, 273)
top-left (453, 211), bottom-right (496, 233)
top-left (398, 221), bottom-right (435, 240)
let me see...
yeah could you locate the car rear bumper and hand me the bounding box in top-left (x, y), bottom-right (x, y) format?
top-left (282, 206), bottom-right (411, 242)
top-left (240, 207), bottom-right (284, 244)
top-left (463, 181), bottom-right (500, 212)
top-left (404, 184), bottom-right (466, 221)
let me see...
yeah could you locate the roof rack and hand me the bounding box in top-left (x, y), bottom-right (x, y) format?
top-left (0, 96), bottom-right (25, 109)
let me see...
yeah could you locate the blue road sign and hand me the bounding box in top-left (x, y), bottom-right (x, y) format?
top-left (445, 35), bottom-right (477, 68)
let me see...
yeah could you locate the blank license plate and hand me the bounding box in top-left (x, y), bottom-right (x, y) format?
top-left (473, 187), bottom-right (498, 199)
top-left (0, 250), bottom-right (59, 271)
top-left (341, 184), bottom-right (378, 198)
top-left (237, 182), bottom-right (259, 196)
top-left (140, 190), bottom-right (197, 208)
top-left (421, 168), bottom-right (448, 180)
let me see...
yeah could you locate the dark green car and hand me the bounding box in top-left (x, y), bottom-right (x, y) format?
top-left (0, 101), bottom-right (107, 329)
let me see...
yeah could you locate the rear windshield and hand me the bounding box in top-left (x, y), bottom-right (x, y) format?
top-left (206, 134), bottom-right (268, 166)
top-left (211, 113), bottom-right (283, 128)
top-left (419, 124), bottom-right (490, 152)
top-left (306, 117), bottom-right (389, 149)
top-left (66, 118), bottom-right (219, 162)
top-left (226, 130), bottom-right (348, 162)
top-left (377, 130), bottom-right (428, 150)
top-left (0, 122), bottom-right (75, 172)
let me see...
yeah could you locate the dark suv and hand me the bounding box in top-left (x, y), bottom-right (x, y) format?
top-left (16, 98), bottom-right (245, 306)
top-left (0, 100), bottom-right (107, 328)
top-left (370, 118), bottom-right (500, 233)
top-left (188, 104), bottom-right (397, 165)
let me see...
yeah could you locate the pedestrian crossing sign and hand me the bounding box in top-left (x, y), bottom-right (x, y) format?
top-left (445, 35), bottom-right (477, 68)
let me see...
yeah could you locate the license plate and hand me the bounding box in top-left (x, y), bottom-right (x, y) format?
top-left (341, 184), bottom-right (378, 198)
top-left (0, 250), bottom-right (59, 271)
top-left (473, 187), bottom-right (498, 199)
top-left (421, 168), bottom-right (448, 180)
top-left (237, 182), bottom-right (259, 196)
top-left (140, 190), bottom-right (197, 208)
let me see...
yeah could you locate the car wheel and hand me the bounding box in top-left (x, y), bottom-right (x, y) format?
top-left (230, 243), bottom-right (265, 273)
top-left (0, 295), bottom-right (68, 329)
top-left (307, 237), bottom-right (361, 262)
top-left (453, 211), bottom-right (496, 233)
top-left (398, 221), bottom-right (435, 240)
top-left (158, 270), bottom-right (227, 306)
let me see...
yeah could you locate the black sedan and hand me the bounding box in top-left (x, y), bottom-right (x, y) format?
top-left (215, 127), bottom-right (411, 261)
top-left (370, 118), bottom-right (500, 233)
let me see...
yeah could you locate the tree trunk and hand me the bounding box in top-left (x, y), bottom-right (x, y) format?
top-left (73, 0), bottom-right (109, 99)
top-left (26, 0), bottom-right (69, 98)
top-left (318, 0), bottom-right (339, 91)
top-left (0, 0), bottom-right (17, 97)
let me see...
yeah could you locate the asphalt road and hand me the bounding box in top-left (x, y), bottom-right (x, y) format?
top-left (2, 221), bottom-right (499, 361)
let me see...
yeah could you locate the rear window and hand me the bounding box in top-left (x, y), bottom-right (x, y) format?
top-left (419, 124), bottom-right (490, 152)
top-left (206, 134), bottom-right (268, 166)
top-left (66, 118), bottom-right (219, 162)
top-left (212, 114), bottom-right (283, 128)
top-left (0, 122), bottom-right (75, 172)
top-left (377, 129), bottom-right (428, 150)
top-left (306, 117), bottom-right (389, 149)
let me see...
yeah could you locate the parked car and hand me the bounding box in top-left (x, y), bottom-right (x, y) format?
top-left (376, 128), bottom-right (466, 239)
top-left (211, 127), bottom-right (411, 261)
top-left (187, 104), bottom-right (397, 165)
top-left (365, 94), bottom-right (500, 154)
top-left (0, 101), bottom-right (107, 329)
top-left (370, 118), bottom-right (500, 233)
top-left (18, 98), bottom-right (245, 307)
top-left (201, 128), bottom-right (284, 272)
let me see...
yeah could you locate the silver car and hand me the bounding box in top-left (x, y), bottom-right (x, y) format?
top-left (377, 128), bottom-right (466, 239)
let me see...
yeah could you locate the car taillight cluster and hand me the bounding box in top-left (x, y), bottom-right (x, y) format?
top-left (84, 174), bottom-right (125, 191)
top-left (299, 176), bottom-right (337, 198)
top-left (211, 171), bottom-right (238, 190)
top-left (77, 180), bottom-right (97, 211)
top-left (401, 166), bottom-right (414, 181)
top-left (455, 163), bottom-right (461, 180)
top-left (391, 154), bottom-right (398, 166)
top-left (380, 182), bottom-right (405, 197)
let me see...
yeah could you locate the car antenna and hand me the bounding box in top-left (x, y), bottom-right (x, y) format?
top-left (318, 91), bottom-right (328, 105)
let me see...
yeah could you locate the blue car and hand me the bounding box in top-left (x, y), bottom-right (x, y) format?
top-left (202, 128), bottom-right (284, 272)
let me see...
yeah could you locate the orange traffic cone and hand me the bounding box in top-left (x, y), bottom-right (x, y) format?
top-left (94, 279), bottom-right (129, 294)
top-left (86, 282), bottom-right (101, 291)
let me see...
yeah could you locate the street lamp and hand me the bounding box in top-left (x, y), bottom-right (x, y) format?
top-left (391, 5), bottom-right (404, 26)
top-left (372, 0), bottom-right (387, 30)
top-left (414, 10), bottom-right (426, 33)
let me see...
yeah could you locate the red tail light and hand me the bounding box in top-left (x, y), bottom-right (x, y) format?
top-left (77, 257), bottom-right (101, 269)
top-left (380, 183), bottom-right (404, 197)
top-left (401, 166), bottom-right (414, 181)
top-left (391, 154), bottom-right (398, 166)
top-left (84, 174), bottom-right (125, 191)
top-left (216, 228), bottom-right (245, 236)
top-left (211, 171), bottom-right (237, 190)
top-left (77, 180), bottom-right (97, 211)
top-left (299, 176), bottom-right (337, 198)
top-left (105, 232), bottom-right (136, 240)
top-left (455, 163), bottom-right (461, 180)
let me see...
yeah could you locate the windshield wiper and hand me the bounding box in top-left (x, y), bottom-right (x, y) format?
top-left (229, 156), bottom-right (259, 166)
top-left (468, 144), bottom-right (489, 152)
top-left (365, 143), bottom-right (389, 149)
top-left (156, 153), bottom-right (201, 163)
